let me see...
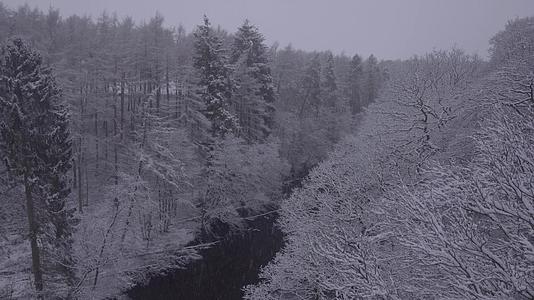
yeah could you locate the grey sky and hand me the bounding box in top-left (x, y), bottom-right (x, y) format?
top-left (3, 0), bottom-right (534, 60)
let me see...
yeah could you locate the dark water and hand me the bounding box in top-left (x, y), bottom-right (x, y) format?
top-left (126, 169), bottom-right (309, 300)
top-left (126, 213), bottom-right (284, 300)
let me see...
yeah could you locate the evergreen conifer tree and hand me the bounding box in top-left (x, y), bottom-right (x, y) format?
top-left (348, 54), bottom-right (363, 114)
top-left (365, 54), bottom-right (380, 105)
top-left (231, 20), bottom-right (276, 141)
top-left (232, 54), bottom-right (266, 142)
top-left (193, 16), bottom-right (238, 139)
top-left (0, 38), bottom-right (74, 297)
top-left (299, 54), bottom-right (321, 117)
top-left (322, 52), bottom-right (338, 109)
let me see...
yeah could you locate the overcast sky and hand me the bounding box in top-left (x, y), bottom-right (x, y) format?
top-left (3, 0), bottom-right (534, 60)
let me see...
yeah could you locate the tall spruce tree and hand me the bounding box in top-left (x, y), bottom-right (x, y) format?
top-left (0, 38), bottom-right (74, 297)
top-left (348, 54), bottom-right (363, 114)
top-left (193, 16), bottom-right (238, 241)
top-left (232, 54), bottom-right (266, 142)
top-left (365, 54), bottom-right (380, 105)
top-left (231, 20), bottom-right (276, 140)
top-left (299, 54), bottom-right (321, 117)
top-left (193, 16), bottom-right (238, 139)
top-left (322, 52), bottom-right (338, 109)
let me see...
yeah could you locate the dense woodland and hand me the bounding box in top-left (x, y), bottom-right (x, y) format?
top-left (0, 4), bottom-right (384, 299)
top-left (246, 16), bottom-right (534, 300)
top-left (0, 3), bottom-right (533, 300)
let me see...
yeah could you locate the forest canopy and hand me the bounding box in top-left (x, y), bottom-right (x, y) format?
top-left (1, 3), bottom-right (532, 300)
top-left (0, 4), bottom-right (383, 299)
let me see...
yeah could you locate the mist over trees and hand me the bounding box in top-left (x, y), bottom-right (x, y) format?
top-left (0, 3), bottom-right (531, 300)
top-left (0, 4), bottom-right (382, 299)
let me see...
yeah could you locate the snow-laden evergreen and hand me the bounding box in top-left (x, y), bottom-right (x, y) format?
top-left (193, 16), bottom-right (238, 139)
top-left (0, 38), bottom-right (74, 298)
top-left (231, 20), bottom-right (276, 141)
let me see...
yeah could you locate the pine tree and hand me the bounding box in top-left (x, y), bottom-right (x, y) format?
top-left (233, 55), bottom-right (266, 142)
top-left (193, 16), bottom-right (238, 139)
top-left (348, 54), bottom-right (363, 114)
top-left (321, 52), bottom-right (345, 144)
top-left (322, 52), bottom-right (338, 109)
top-left (0, 38), bottom-right (74, 297)
top-left (231, 20), bottom-right (276, 140)
top-left (364, 54), bottom-right (380, 105)
top-left (193, 16), bottom-right (239, 242)
top-left (299, 54), bottom-right (321, 117)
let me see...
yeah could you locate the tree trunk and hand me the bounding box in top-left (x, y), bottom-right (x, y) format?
top-left (175, 76), bottom-right (179, 120)
top-left (24, 173), bottom-right (44, 297)
top-left (120, 72), bottom-right (125, 140)
top-left (104, 120), bottom-right (108, 161)
top-left (93, 197), bottom-right (120, 289)
top-left (84, 159), bottom-right (89, 206)
top-left (78, 138), bottom-right (83, 214)
top-left (166, 56), bottom-right (170, 105)
top-left (72, 158), bottom-right (77, 189)
top-left (95, 111), bottom-right (99, 175)
top-left (114, 143), bottom-right (118, 187)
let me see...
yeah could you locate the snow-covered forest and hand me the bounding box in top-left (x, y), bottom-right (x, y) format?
top-left (0, 2), bottom-right (533, 300)
top-left (246, 17), bottom-right (534, 300)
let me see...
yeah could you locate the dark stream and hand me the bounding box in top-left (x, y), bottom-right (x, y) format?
top-left (126, 169), bottom-right (308, 300)
top-left (126, 213), bottom-right (284, 300)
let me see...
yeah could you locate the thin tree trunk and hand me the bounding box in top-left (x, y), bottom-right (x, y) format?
top-left (78, 138), bottom-right (83, 214)
top-left (24, 173), bottom-right (43, 297)
top-left (166, 56), bottom-right (170, 106)
top-left (95, 112), bottom-right (99, 175)
top-left (85, 160), bottom-right (89, 206)
top-left (120, 72), bottom-right (125, 140)
top-left (114, 141), bottom-right (118, 187)
top-left (78, 82), bottom-right (84, 213)
top-left (92, 198), bottom-right (120, 288)
top-left (72, 158), bottom-right (77, 189)
top-left (104, 120), bottom-right (108, 161)
top-left (175, 76), bottom-right (179, 120)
